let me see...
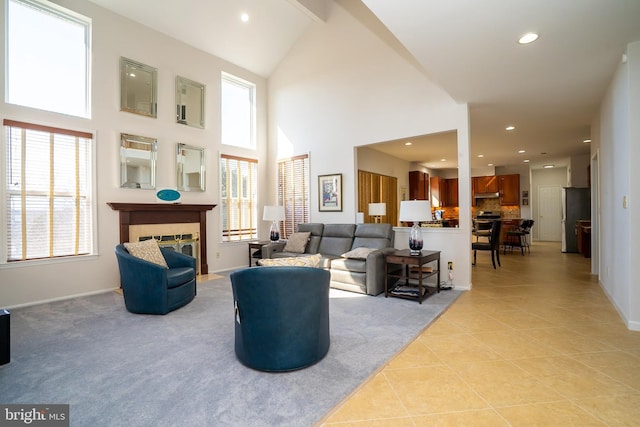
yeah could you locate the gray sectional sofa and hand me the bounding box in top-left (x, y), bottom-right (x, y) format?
top-left (261, 223), bottom-right (396, 296)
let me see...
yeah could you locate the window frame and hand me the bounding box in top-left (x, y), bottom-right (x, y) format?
top-left (1, 119), bottom-right (98, 267)
top-left (5, 0), bottom-right (92, 118)
top-left (220, 72), bottom-right (256, 150)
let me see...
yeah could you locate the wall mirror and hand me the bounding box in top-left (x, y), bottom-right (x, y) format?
top-left (176, 143), bottom-right (205, 191)
top-left (120, 57), bottom-right (157, 118)
top-left (120, 134), bottom-right (157, 189)
top-left (176, 76), bottom-right (205, 128)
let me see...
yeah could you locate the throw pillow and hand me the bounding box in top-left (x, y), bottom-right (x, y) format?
top-left (283, 232), bottom-right (311, 254)
top-left (124, 239), bottom-right (168, 268)
top-left (341, 247), bottom-right (376, 259)
top-left (258, 254), bottom-right (322, 268)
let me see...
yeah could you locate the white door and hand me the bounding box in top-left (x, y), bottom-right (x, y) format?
top-left (538, 186), bottom-right (562, 241)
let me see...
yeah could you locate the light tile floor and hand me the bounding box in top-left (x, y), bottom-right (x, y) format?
top-left (318, 241), bottom-right (640, 426)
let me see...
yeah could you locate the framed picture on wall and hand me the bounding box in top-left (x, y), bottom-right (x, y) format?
top-left (319, 174), bottom-right (342, 211)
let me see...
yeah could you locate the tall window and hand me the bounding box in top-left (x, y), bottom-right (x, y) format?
top-left (220, 155), bottom-right (258, 241)
top-left (6, 0), bottom-right (91, 118)
top-left (4, 120), bottom-right (94, 262)
top-left (277, 154), bottom-right (310, 238)
top-left (221, 73), bottom-right (255, 149)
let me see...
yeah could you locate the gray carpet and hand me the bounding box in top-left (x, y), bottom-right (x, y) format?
top-left (0, 272), bottom-right (461, 427)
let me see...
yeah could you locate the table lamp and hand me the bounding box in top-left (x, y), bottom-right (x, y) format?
top-left (399, 200), bottom-right (431, 255)
top-left (368, 202), bottom-right (386, 223)
top-left (263, 205), bottom-right (285, 242)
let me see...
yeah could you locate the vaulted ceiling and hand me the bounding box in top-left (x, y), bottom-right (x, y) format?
top-left (88, 0), bottom-right (640, 170)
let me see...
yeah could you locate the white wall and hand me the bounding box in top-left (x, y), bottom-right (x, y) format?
top-left (268, 1), bottom-right (473, 289)
top-left (570, 153), bottom-right (591, 188)
top-left (595, 40), bottom-right (639, 330)
top-left (0, 0), bottom-right (268, 307)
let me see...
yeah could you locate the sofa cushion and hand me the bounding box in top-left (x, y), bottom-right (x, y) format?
top-left (283, 232), bottom-right (311, 253)
top-left (123, 239), bottom-right (168, 268)
top-left (352, 223), bottom-right (394, 250)
top-left (341, 247), bottom-right (376, 259)
top-left (297, 223), bottom-right (324, 254)
top-left (330, 257), bottom-right (366, 273)
top-left (258, 254), bottom-right (322, 268)
top-left (318, 224), bottom-right (356, 257)
top-left (166, 266), bottom-right (196, 288)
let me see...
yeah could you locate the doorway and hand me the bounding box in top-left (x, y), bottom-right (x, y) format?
top-left (538, 185), bottom-right (562, 241)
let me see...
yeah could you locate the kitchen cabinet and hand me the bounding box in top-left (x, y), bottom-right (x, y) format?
top-left (498, 174), bottom-right (520, 205)
top-left (429, 176), bottom-right (446, 207)
top-left (430, 177), bottom-right (458, 207)
top-left (444, 178), bottom-right (458, 207)
top-left (474, 176), bottom-right (499, 193)
top-left (408, 171), bottom-right (429, 200)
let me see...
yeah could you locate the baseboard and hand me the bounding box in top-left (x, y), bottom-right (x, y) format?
top-left (6, 288), bottom-right (120, 310)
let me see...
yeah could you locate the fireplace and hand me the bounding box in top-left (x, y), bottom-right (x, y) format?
top-left (107, 203), bottom-right (216, 274)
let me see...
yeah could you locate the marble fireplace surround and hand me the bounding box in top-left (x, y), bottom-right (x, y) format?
top-left (107, 202), bottom-right (216, 274)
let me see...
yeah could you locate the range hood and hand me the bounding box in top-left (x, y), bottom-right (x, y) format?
top-left (474, 192), bottom-right (500, 199)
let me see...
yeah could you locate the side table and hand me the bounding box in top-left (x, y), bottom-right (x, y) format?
top-left (385, 249), bottom-right (441, 304)
top-left (248, 241), bottom-right (271, 266)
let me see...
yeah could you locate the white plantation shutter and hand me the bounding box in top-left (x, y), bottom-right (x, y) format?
top-left (220, 154), bottom-right (258, 241)
top-left (277, 154), bottom-right (309, 239)
top-left (4, 120), bottom-right (93, 261)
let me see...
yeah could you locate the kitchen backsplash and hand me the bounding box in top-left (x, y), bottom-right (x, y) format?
top-left (436, 198), bottom-right (521, 219)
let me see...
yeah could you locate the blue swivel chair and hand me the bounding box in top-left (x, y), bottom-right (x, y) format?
top-left (230, 266), bottom-right (330, 372)
top-left (115, 244), bottom-right (196, 314)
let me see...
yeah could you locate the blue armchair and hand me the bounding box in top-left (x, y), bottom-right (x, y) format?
top-left (230, 266), bottom-right (330, 372)
top-left (115, 244), bottom-right (196, 314)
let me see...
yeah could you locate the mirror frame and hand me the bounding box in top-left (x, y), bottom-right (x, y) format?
top-left (120, 134), bottom-right (157, 189)
top-left (176, 143), bottom-right (205, 192)
top-left (176, 76), bottom-right (205, 128)
top-left (120, 57), bottom-right (157, 118)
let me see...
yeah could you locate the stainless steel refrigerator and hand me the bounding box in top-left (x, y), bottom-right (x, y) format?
top-left (561, 187), bottom-right (591, 253)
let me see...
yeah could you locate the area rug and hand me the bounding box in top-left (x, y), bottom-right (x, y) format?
top-left (0, 272), bottom-right (461, 426)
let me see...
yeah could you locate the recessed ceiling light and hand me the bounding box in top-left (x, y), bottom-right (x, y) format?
top-left (523, 159), bottom-right (530, 163)
top-left (404, 142), bottom-right (412, 146)
top-left (543, 164), bottom-right (555, 169)
top-left (583, 139), bottom-right (591, 143)
top-left (505, 126), bottom-right (515, 131)
top-left (488, 163), bottom-right (494, 166)
top-left (518, 33), bottom-right (539, 44)
top-left (240, 12), bottom-right (249, 22)
top-left (477, 154), bottom-right (484, 158)
top-left (518, 150), bottom-right (526, 154)
top-left (440, 158), bottom-right (446, 162)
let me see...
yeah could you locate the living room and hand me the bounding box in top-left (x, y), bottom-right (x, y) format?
top-left (2, 0), bottom-right (640, 425)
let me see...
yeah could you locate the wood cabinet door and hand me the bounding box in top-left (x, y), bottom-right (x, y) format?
top-left (409, 171), bottom-right (429, 200)
top-left (499, 174), bottom-right (520, 205)
top-left (444, 178), bottom-right (458, 207)
top-left (430, 176), bottom-right (441, 207)
top-left (474, 175), bottom-right (498, 193)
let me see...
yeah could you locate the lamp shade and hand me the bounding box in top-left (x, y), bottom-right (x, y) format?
top-left (368, 203), bottom-right (386, 216)
top-left (263, 205), bottom-right (285, 221)
top-left (399, 200), bottom-right (431, 222)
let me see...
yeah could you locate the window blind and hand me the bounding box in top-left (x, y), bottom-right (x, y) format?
top-left (4, 119), bottom-right (93, 261)
top-left (277, 154), bottom-right (309, 239)
top-left (220, 154), bottom-right (258, 241)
